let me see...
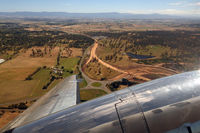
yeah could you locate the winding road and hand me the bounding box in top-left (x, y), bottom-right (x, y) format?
top-left (78, 43), bottom-right (112, 93)
top-left (86, 42), bottom-right (128, 74)
top-left (79, 39), bottom-right (179, 93)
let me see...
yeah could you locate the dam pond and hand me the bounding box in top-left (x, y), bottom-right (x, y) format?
top-left (126, 53), bottom-right (155, 59)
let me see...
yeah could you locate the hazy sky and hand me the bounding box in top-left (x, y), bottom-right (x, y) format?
top-left (0, 0), bottom-right (200, 15)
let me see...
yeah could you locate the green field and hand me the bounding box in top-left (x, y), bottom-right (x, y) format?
top-left (79, 78), bottom-right (88, 88)
top-left (135, 45), bottom-right (177, 57)
top-left (0, 68), bottom-right (52, 104)
top-left (60, 57), bottom-right (80, 71)
top-left (91, 82), bottom-right (102, 87)
top-left (0, 80), bottom-right (37, 104)
top-left (47, 79), bottom-right (62, 90)
top-left (32, 58), bottom-right (81, 95)
top-left (80, 89), bottom-right (107, 101)
top-left (59, 57), bottom-right (80, 78)
top-left (0, 57), bottom-right (81, 104)
top-left (31, 68), bottom-right (52, 97)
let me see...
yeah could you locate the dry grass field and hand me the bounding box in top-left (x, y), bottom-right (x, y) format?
top-left (0, 112), bottom-right (20, 129)
top-left (0, 46), bottom-right (59, 104)
top-left (80, 89), bottom-right (107, 101)
top-left (1, 19), bottom-right (196, 130)
top-left (84, 60), bottom-right (121, 80)
top-left (96, 46), bottom-right (132, 69)
top-left (94, 44), bottom-right (178, 81)
top-left (27, 21), bottom-right (198, 34)
top-left (61, 47), bottom-right (82, 58)
top-left (70, 48), bottom-right (82, 57)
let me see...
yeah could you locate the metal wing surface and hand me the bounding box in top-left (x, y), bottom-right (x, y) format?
top-left (2, 75), bottom-right (80, 131)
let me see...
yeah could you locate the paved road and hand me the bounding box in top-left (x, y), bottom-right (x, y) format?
top-left (79, 37), bottom-right (179, 94)
top-left (78, 43), bottom-right (112, 93)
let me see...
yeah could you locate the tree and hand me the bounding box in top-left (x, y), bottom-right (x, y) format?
top-left (18, 103), bottom-right (28, 110)
top-left (44, 47), bottom-right (47, 54)
top-left (57, 53), bottom-right (60, 65)
top-left (31, 49), bottom-right (35, 57)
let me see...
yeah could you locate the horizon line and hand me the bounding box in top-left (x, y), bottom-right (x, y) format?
top-left (0, 11), bottom-right (199, 17)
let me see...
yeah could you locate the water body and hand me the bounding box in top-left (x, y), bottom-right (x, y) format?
top-left (127, 53), bottom-right (155, 59)
top-left (0, 59), bottom-right (5, 64)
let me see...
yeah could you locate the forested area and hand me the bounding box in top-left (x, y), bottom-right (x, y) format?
top-left (87, 31), bottom-right (200, 71)
top-left (0, 23), bottom-right (94, 55)
top-left (87, 31), bottom-right (200, 51)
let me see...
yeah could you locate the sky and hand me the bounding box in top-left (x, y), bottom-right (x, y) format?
top-left (0, 0), bottom-right (200, 15)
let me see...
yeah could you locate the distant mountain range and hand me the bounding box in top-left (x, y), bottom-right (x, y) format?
top-left (0, 12), bottom-right (198, 19)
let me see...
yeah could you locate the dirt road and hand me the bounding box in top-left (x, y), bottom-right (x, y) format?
top-left (85, 41), bottom-right (178, 81)
top-left (86, 42), bottom-right (128, 74)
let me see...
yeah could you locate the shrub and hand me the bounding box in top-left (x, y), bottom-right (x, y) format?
top-left (18, 103), bottom-right (28, 110)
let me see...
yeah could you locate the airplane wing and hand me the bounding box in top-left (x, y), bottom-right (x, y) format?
top-left (2, 71), bottom-right (200, 133)
top-left (2, 75), bottom-right (80, 131)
